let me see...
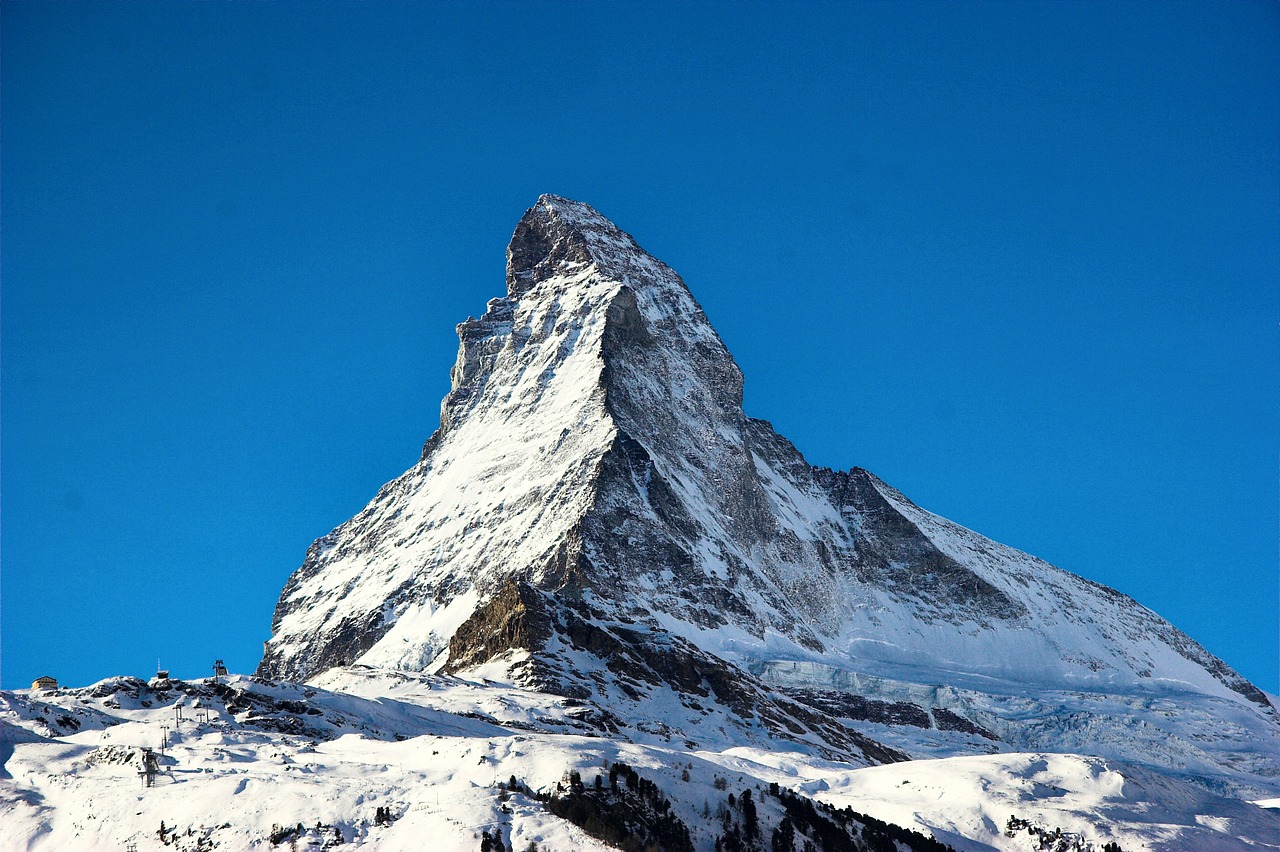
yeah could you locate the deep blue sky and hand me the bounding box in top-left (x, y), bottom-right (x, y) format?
top-left (3, 2), bottom-right (1276, 694)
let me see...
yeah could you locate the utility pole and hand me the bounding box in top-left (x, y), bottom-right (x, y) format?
top-left (139, 748), bottom-right (159, 788)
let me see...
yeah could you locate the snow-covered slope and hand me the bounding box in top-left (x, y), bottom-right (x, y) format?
top-left (3, 673), bottom-right (1277, 852)
top-left (254, 195), bottom-right (1276, 792)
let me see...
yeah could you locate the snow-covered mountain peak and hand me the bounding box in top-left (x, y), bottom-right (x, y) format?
top-left (257, 196), bottom-right (1276, 793)
top-left (505, 194), bottom-right (680, 297)
top-left (448, 194), bottom-right (729, 404)
top-left (6, 197), bottom-right (1277, 852)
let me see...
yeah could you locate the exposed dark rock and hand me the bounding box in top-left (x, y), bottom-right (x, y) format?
top-left (784, 688), bottom-right (932, 729)
top-left (930, 708), bottom-right (999, 740)
top-left (445, 580), bottom-right (555, 674)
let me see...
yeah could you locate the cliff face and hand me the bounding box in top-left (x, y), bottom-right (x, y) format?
top-left (258, 195), bottom-right (1275, 779)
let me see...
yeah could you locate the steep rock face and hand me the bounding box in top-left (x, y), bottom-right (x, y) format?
top-left (259, 195), bottom-right (1276, 780)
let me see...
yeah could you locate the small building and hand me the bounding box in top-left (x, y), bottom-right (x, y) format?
top-left (31, 676), bottom-right (58, 691)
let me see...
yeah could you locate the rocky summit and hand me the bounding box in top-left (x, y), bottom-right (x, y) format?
top-left (258, 195), bottom-right (1276, 791)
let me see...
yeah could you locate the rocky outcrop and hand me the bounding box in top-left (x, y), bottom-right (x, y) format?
top-left (445, 580), bottom-right (554, 673)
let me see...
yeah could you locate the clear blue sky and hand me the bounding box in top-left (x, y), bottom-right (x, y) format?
top-left (3, 1), bottom-right (1276, 694)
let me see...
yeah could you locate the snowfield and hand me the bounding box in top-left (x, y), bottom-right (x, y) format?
top-left (2, 670), bottom-right (1277, 852)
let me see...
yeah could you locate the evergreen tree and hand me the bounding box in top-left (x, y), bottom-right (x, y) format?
top-left (771, 816), bottom-right (796, 852)
top-left (741, 789), bottom-right (759, 841)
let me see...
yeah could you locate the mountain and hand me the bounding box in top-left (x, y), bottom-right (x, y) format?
top-left (4, 195), bottom-right (1278, 852)
top-left (258, 195), bottom-right (1277, 792)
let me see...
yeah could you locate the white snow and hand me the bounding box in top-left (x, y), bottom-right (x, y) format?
top-left (4, 672), bottom-right (1277, 852)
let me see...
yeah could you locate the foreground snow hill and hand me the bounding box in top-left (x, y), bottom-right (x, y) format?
top-left (2, 670), bottom-right (1278, 851)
